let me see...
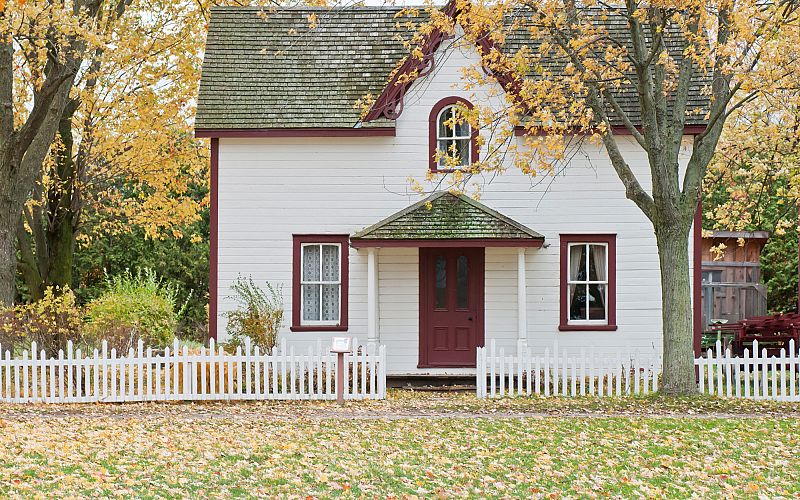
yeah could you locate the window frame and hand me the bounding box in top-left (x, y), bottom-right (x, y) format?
top-left (428, 97), bottom-right (479, 173)
top-left (291, 235), bottom-right (349, 332)
top-left (559, 234), bottom-right (617, 331)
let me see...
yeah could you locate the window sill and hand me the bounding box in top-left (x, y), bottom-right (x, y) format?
top-left (290, 325), bottom-right (348, 332)
top-left (430, 167), bottom-right (470, 174)
top-left (559, 324), bottom-right (618, 332)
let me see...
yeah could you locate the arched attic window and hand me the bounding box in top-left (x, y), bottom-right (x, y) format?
top-left (429, 97), bottom-right (479, 172)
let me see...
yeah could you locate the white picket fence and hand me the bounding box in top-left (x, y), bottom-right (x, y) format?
top-left (477, 340), bottom-right (800, 401)
top-left (477, 340), bottom-right (661, 398)
top-left (696, 339), bottom-right (800, 401)
top-left (0, 337), bottom-right (386, 403)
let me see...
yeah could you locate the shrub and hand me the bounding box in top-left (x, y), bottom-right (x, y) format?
top-left (0, 286), bottom-right (83, 357)
top-left (225, 276), bottom-right (283, 352)
top-left (85, 269), bottom-right (186, 350)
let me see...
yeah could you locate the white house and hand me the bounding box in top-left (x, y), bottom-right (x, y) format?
top-left (195, 4), bottom-right (705, 375)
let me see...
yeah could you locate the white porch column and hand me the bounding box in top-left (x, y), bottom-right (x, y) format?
top-left (517, 247), bottom-right (528, 351)
top-left (367, 248), bottom-right (380, 345)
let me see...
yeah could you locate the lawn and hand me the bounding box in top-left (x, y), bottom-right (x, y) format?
top-left (0, 393), bottom-right (798, 497)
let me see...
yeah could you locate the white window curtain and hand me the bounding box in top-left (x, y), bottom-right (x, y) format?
top-left (568, 244), bottom-right (586, 320)
top-left (568, 243), bottom-right (608, 322)
top-left (588, 245), bottom-right (607, 320)
top-left (301, 244), bottom-right (340, 323)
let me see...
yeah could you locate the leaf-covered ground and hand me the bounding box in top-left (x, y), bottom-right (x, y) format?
top-left (1, 392), bottom-right (798, 497)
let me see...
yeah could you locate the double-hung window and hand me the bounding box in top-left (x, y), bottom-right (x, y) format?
top-left (292, 235), bottom-right (349, 331)
top-left (559, 235), bottom-right (617, 331)
top-left (436, 105), bottom-right (472, 168)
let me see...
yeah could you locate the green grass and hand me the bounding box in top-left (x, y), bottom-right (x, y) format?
top-left (0, 397), bottom-right (799, 497)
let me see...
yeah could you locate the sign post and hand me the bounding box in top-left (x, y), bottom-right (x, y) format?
top-left (330, 337), bottom-right (352, 405)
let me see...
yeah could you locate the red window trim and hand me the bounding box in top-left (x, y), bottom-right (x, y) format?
top-left (291, 235), bottom-right (349, 332)
top-left (429, 97), bottom-right (480, 173)
top-left (559, 234), bottom-right (617, 332)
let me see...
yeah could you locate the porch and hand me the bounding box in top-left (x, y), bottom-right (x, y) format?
top-left (349, 192), bottom-right (545, 374)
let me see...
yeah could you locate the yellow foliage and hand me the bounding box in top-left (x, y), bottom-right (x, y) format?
top-left (0, 287), bottom-right (83, 356)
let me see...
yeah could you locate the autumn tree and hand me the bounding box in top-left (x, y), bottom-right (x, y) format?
top-left (15, 0), bottom-right (208, 301)
top-left (409, 0), bottom-right (800, 393)
top-left (0, 0), bottom-right (115, 305)
top-left (704, 96), bottom-right (800, 312)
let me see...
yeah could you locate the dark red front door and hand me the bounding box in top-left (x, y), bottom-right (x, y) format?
top-left (419, 248), bottom-right (485, 368)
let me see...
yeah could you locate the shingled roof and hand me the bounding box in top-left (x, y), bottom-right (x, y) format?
top-left (197, 7), bottom-right (409, 130)
top-left (196, 5), bottom-right (710, 131)
top-left (350, 192), bottom-right (545, 245)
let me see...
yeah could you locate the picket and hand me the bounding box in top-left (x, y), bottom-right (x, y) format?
top-left (477, 340), bottom-right (800, 401)
top-left (0, 339), bottom-right (387, 404)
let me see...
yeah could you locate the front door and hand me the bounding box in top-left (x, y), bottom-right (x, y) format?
top-left (419, 247), bottom-right (485, 368)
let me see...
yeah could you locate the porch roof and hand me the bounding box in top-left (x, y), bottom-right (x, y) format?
top-left (350, 192), bottom-right (545, 248)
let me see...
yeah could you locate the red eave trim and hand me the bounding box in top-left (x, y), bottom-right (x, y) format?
top-left (350, 238), bottom-right (544, 248)
top-left (208, 138), bottom-right (219, 342)
top-left (195, 127), bottom-right (396, 138)
top-left (514, 125), bottom-right (708, 137)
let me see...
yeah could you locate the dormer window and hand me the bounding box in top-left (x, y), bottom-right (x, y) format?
top-left (429, 97), bottom-right (479, 172)
top-left (437, 105), bottom-right (472, 168)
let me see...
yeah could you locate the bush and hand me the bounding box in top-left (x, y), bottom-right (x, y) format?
top-left (225, 276), bottom-right (283, 352)
top-left (0, 286), bottom-right (83, 357)
top-left (85, 269), bottom-right (186, 350)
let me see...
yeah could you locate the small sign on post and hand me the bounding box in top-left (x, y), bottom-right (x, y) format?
top-left (330, 337), bottom-right (352, 405)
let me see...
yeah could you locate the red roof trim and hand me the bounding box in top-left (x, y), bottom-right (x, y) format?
top-left (362, 1), bottom-right (527, 122)
top-left (363, 2), bottom-right (459, 122)
top-left (350, 238), bottom-right (544, 248)
top-left (195, 127), bottom-right (396, 138)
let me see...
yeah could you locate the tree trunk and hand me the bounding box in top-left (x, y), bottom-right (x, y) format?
top-left (654, 221), bottom-right (697, 395)
top-left (0, 195), bottom-right (16, 305)
top-left (15, 106), bottom-right (78, 301)
top-left (46, 109), bottom-right (77, 290)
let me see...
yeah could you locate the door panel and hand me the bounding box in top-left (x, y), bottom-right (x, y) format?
top-left (454, 327), bottom-right (471, 351)
top-left (419, 248), bottom-right (485, 367)
top-left (433, 327), bottom-right (449, 351)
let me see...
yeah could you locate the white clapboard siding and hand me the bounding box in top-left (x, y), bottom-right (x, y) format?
top-left (477, 340), bottom-right (660, 398)
top-left (478, 339), bottom-right (800, 401)
top-left (0, 338), bottom-right (386, 404)
top-left (695, 339), bottom-right (800, 402)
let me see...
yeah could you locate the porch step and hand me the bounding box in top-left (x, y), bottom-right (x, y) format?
top-left (388, 375), bottom-right (476, 391)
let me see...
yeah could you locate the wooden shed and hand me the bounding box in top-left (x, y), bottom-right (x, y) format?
top-left (700, 231), bottom-right (769, 331)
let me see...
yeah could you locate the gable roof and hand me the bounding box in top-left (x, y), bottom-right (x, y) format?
top-left (197, 6), bottom-right (410, 131)
top-left (350, 191), bottom-right (545, 245)
top-left (196, 5), bottom-right (711, 132)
